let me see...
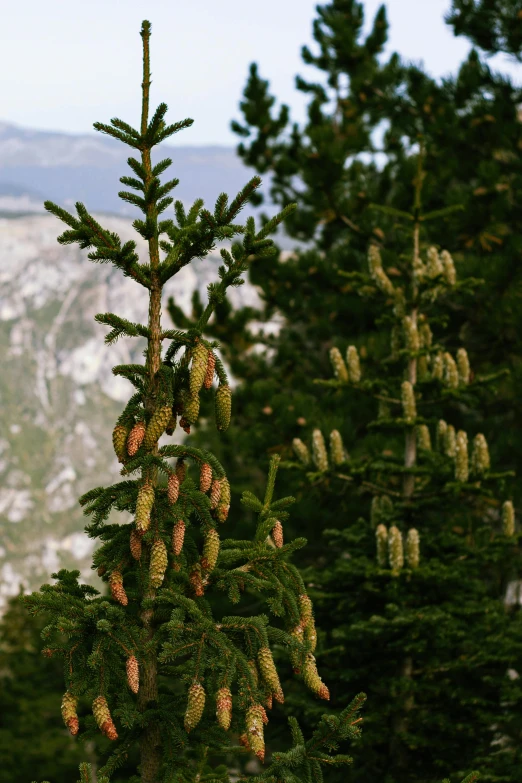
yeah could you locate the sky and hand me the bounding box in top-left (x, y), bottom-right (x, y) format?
top-left (3, 0), bottom-right (521, 146)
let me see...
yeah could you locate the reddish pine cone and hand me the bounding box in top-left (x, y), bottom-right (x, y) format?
top-left (246, 705), bottom-right (265, 762)
top-left (110, 570), bottom-right (128, 606)
top-left (184, 683), bottom-right (206, 733)
top-left (202, 528), bottom-right (220, 572)
top-left (92, 696), bottom-right (118, 740)
top-left (150, 539), bottom-right (168, 588)
top-left (265, 693), bottom-right (273, 710)
top-left (126, 655), bottom-right (139, 694)
top-left (61, 691), bottom-right (79, 735)
top-left (258, 647), bottom-right (283, 701)
top-left (303, 653), bottom-right (329, 700)
top-left (199, 462), bottom-right (212, 492)
top-left (112, 424), bottom-right (129, 463)
top-left (130, 529), bottom-right (142, 560)
top-left (239, 733), bottom-right (250, 749)
top-left (175, 458), bottom-right (187, 483)
top-left (167, 473), bottom-right (180, 504)
top-left (165, 412), bottom-right (177, 436)
top-left (271, 520), bottom-right (283, 548)
top-left (183, 393), bottom-right (200, 425)
top-left (190, 343), bottom-right (209, 396)
top-left (215, 384), bottom-right (232, 431)
top-left (136, 482), bottom-right (155, 534)
top-left (143, 404), bottom-right (172, 449)
top-left (172, 519), bottom-right (186, 556)
top-left (203, 351), bottom-right (216, 389)
top-left (216, 686), bottom-right (232, 730)
top-left (209, 478), bottom-right (221, 509)
top-left (190, 564), bottom-right (205, 597)
top-left (179, 416), bottom-right (191, 434)
top-left (127, 420), bottom-right (146, 457)
top-left (260, 705), bottom-right (269, 725)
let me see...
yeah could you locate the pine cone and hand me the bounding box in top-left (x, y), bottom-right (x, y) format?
top-left (143, 404), bottom-right (172, 449)
top-left (130, 529), bottom-right (142, 560)
top-left (150, 539), bottom-right (168, 588)
top-left (190, 343), bottom-right (209, 396)
top-left (183, 392), bottom-right (200, 425)
top-left (112, 424), bottom-right (129, 463)
top-left (298, 594), bottom-right (313, 629)
top-left (303, 653), bottom-right (329, 700)
top-left (110, 570), bottom-right (128, 606)
top-left (289, 624), bottom-right (304, 673)
top-left (204, 351), bottom-right (216, 389)
top-left (127, 421), bottom-right (146, 457)
top-left (165, 412), bottom-right (177, 436)
top-left (199, 462), bottom-right (212, 492)
top-left (126, 655), bottom-right (139, 694)
top-left (136, 481), bottom-right (155, 534)
top-left (215, 384), bottom-right (232, 431)
top-left (92, 696), bottom-right (118, 740)
top-left (172, 519), bottom-right (186, 556)
top-left (61, 691), bottom-right (79, 735)
top-left (175, 458), bottom-right (187, 483)
top-left (265, 693), bottom-right (273, 710)
top-left (246, 705), bottom-right (265, 762)
top-left (271, 520), bottom-right (283, 548)
top-left (215, 476), bottom-right (231, 523)
top-left (167, 473), bottom-right (180, 504)
top-left (209, 478), bottom-right (221, 509)
top-left (258, 647), bottom-right (283, 703)
top-left (304, 619), bottom-right (317, 652)
top-left (184, 683), bottom-right (206, 732)
top-left (216, 686), bottom-right (232, 730)
top-left (202, 528), bottom-right (220, 572)
top-left (190, 564), bottom-right (205, 597)
top-left (179, 416), bottom-right (191, 434)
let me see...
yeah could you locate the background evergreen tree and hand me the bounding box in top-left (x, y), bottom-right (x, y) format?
top-left (24, 19), bottom-right (367, 783)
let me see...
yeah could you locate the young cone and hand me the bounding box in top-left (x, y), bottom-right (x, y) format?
top-left (172, 519), bottom-right (186, 556)
top-left (112, 424), bottom-right (129, 463)
top-left (292, 437), bottom-right (311, 465)
top-left (311, 429), bottom-right (329, 472)
top-left (216, 687), bottom-right (232, 730)
top-left (184, 683), bottom-right (206, 733)
top-left (189, 342), bottom-right (209, 396)
top-left (215, 384), bottom-right (232, 431)
top-left (150, 539), bottom-right (168, 588)
top-left (167, 473), bottom-right (180, 504)
top-left (109, 570), bottom-right (128, 606)
top-left (302, 653), bottom-right (330, 700)
top-left (136, 481), bottom-right (154, 534)
top-left (127, 420), bottom-right (146, 457)
top-left (258, 646), bottom-right (284, 703)
top-left (202, 528), bottom-right (220, 571)
top-left (203, 350), bottom-right (216, 389)
top-left (61, 690), bottom-right (79, 736)
top-left (199, 462), bottom-right (212, 492)
top-left (143, 404), bottom-right (172, 449)
top-left (376, 524), bottom-right (388, 567)
top-left (271, 519), bottom-right (284, 548)
top-left (246, 705), bottom-right (266, 762)
top-left (209, 478), bottom-right (221, 509)
top-left (92, 696), bottom-right (118, 741)
top-left (126, 655), bottom-right (139, 694)
top-left (129, 529), bottom-right (142, 560)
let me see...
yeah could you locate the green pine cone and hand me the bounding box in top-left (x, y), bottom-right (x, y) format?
top-left (143, 405), bottom-right (172, 449)
top-left (184, 683), bottom-right (206, 733)
top-left (189, 343), bottom-right (209, 396)
top-left (150, 539), bottom-right (168, 588)
top-left (215, 384), bottom-right (232, 431)
top-left (183, 392), bottom-right (200, 425)
top-left (136, 482), bottom-right (155, 534)
top-left (112, 424), bottom-right (129, 463)
top-left (202, 528), bottom-right (220, 571)
top-left (258, 646), bottom-right (283, 697)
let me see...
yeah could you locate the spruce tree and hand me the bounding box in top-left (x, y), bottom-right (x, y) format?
top-left (285, 147), bottom-right (522, 782)
top-left (23, 20), bottom-right (366, 783)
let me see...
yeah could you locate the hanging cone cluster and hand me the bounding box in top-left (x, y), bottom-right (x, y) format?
top-left (406, 528), bottom-right (420, 569)
top-left (215, 384), bottom-right (232, 431)
top-left (167, 473), bottom-right (180, 504)
top-left (455, 430), bottom-right (469, 482)
top-left (246, 705), bottom-right (266, 762)
top-left (401, 381), bottom-right (416, 422)
top-left (216, 687), bottom-right (232, 730)
top-left (112, 424), bottom-right (129, 463)
top-left (127, 420), bottom-right (146, 457)
top-left (258, 646), bottom-right (284, 703)
top-left (126, 655), bottom-right (139, 694)
top-left (292, 437), bottom-right (310, 466)
top-left (271, 519), bottom-right (283, 548)
top-left (312, 429), bottom-right (329, 471)
top-left (61, 690), bottom-right (79, 736)
top-left (110, 570), bottom-right (128, 606)
top-left (199, 462), bottom-right (212, 492)
top-left (329, 347), bottom-right (349, 382)
top-left (150, 539), bottom-right (168, 588)
top-left (136, 481), bottom-right (155, 534)
top-left (189, 343), bottom-right (209, 396)
top-left (172, 519), bottom-right (186, 556)
top-left (303, 653), bottom-right (329, 700)
top-left (203, 350), bottom-right (216, 389)
top-left (376, 524), bottom-right (388, 567)
top-left (130, 529), bottom-right (142, 560)
top-left (202, 528), bottom-right (220, 571)
top-left (388, 526), bottom-right (404, 575)
top-left (143, 404), bottom-right (172, 449)
top-left (184, 683), bottom-right (206, 732)
top-left (92, 696), bottom-right (118, 740)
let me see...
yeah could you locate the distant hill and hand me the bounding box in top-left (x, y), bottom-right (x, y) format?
top-left (0, 120), bottom-right (305, 250)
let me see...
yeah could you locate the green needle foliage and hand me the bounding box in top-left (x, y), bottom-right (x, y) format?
top-left (284, 148), bottom-right (522, 782)
top-left (23, 19), bottom-right (367, 783)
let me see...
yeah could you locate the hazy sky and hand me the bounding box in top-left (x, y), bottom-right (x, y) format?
top-left (4, 0), bottom-right (521, 146)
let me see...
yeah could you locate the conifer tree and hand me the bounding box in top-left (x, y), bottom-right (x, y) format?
top-left (23, 20), bottom-right (368, 783)
top-left (283, 146), bottom-right (522, 782)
